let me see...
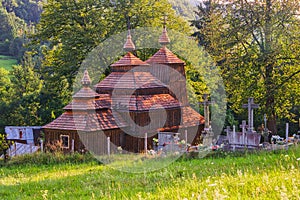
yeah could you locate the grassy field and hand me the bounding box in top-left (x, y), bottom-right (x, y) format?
top-left (0, 147), bottom-right (299, 199)
top-left (0, 55), bottom-right (17, 71)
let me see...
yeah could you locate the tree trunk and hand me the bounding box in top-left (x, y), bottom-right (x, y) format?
top-left (264, 0), bottom-right (277, 134)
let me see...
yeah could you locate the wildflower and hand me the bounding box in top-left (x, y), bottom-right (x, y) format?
top-left (297, 158), bottom-right (300, 161)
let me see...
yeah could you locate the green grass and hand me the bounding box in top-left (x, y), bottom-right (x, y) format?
top-left (0, 55), bottom-right (18, 71)
top-left (0, 147), bottom-right (299, 199)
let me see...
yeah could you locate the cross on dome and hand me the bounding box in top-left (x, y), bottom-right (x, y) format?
top-left (159, 15), bottom-right (170, 46)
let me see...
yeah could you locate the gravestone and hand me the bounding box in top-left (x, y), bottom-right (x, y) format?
top-left (199, 94), bottom-right (214, 146)
top-left (242, 97), bottom-right (259, 132)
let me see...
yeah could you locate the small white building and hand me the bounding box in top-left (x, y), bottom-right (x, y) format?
top-left (5, 126), bottom-right (42, 145)
top-left (4, 126), bottom-right (42, 157)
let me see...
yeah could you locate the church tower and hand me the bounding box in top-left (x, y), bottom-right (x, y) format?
top-left (146, 23), bottom-right (189, 106)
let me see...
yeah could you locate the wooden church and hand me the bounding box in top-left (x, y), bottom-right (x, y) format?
top-left (43, 25), bottom-right (205, 154)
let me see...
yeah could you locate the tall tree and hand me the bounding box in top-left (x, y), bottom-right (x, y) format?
top-left (0, 68), bottom-right (12, 131)
top-left (8, 53), bottom-right (43, 125)
top-left (193, 0), bottom-right (300, 134)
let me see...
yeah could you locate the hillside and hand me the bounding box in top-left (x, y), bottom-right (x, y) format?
top-left (0, 0), bottom-right (45, 58)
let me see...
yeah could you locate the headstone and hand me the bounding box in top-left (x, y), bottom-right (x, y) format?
top-left (242, 97), bottom-right (259, 132)
top-left (233, 125), bottom-right (236, 151)
top-left (224, 126), bottom-right (231, 135)
top-left (199, 94), bottom-right (214, 129)
top-left (199, 94), bottom-right (214, 146)
top-left (240, 120), bottom-right (247, 145)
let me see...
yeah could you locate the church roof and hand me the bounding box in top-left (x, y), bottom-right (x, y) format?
top-left (181, 106), bottom-right (205, 126)
top-left (64, 94), bottom-right (111, 111)
top-left (95, 71), bottom-right (166, 92)
top-left (157, 106), bottom-right (205, 132)
top-left (43, 110), bottom-right (127, 131)
top-left (112, 94), bottom-right (181, 111)
top-left (111, 52), bottom-right (148, 67)
top-left (146, 46), bottom-right (185, 64)
top-left (72, 87), bottom-right (100, 98)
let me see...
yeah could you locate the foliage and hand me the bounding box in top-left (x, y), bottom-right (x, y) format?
top-left (0, 2), bottom-right (27, 58)
top-left (2, 0), bottom-right (44, 24)
top-left (168, 0), bottom-right (198, 20)
top-left (33, 0), bottom-right (191, 85)
top-left (6, 53), bottom-right (43, 126)
top-left (192, 0), bottom-right (300, 134)
top-left (0, 146), bottom-right (299, 199)
top-left (0, 152), bottom-right (97, 167)
top-left (0, 0), bottom-right (44, 58)
top-left (0, 68), bottom-right (13, 131)
top-left (0, 133), bottom-right (9, 157)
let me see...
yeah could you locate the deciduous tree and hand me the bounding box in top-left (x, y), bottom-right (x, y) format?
top-left (193, 0), bottom-right (300, 134)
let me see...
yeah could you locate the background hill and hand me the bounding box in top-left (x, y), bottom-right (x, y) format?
top-left (0, 0), bottom-right (44, 58)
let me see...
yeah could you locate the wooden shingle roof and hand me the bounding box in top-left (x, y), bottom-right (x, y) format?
top-left (181, 106), bottom-right (205, 126)
top-left (72, 87), bottom-right (100, 98)
top-left (43, 110), bottom-right (127, 131)
top-left (64, 94), bottom-right (111, 111)
top-left (146, 46), bottom-right (185, 64)
top-left (95, 71), bottom-right (166, 92)
top-left (111, 52), bottom-right (148, 67)
top-left (112, 94), bottom-right (181, 111)
top-left (157, 106), bottom-right (205, 132)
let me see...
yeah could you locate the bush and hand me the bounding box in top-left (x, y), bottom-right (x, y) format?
top-left (0, 151), bottom-right (99, 167)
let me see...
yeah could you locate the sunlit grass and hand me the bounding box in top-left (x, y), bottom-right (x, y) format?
top-left (0, 146), bottom-right (299, 199)
top-left (0, 55), bottom-right (17, 71)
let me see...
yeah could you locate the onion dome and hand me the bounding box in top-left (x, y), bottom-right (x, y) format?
top-left (159, 26), bottom-right (170, 46)
top-left (81, 69), bottom-right (91, 86)
top-left (123, 30), bottom-right (135, 52)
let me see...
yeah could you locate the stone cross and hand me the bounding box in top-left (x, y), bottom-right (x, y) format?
top-left (239, 120), bottom-right (247, 134)
top-left (199, 94), bottom-right (214, 129)
top-left (242, 97), bottom-right (259, 132)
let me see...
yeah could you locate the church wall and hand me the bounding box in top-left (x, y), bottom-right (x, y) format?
top-left (44, 129), bottom-right (85, 153)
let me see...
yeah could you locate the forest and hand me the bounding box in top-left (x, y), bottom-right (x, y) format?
top-left (0, 0), bottom-right (299, 136)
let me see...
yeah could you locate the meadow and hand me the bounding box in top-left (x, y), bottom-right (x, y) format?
top-left (0, 55), bottom-right (17, 71)
top-left (0, 146), bottom-right (299, 200)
